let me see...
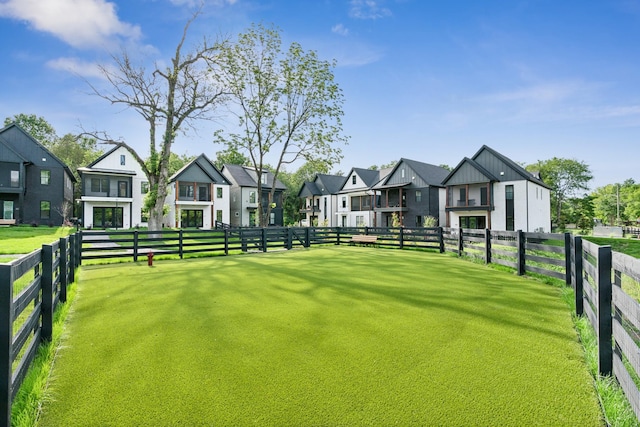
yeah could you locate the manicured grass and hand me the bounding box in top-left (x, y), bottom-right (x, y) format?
top-left (584, 236), bottom-right (640, 259)
top-left (0, 226), bottom-right (73, 254)
top-left (38, 247), bottom-right (602, 426)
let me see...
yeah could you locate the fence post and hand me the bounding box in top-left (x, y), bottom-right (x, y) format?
top-left (77, 230), bottom-right (82, 266)
top-left (573, 236), bottom-right (584, 316)
top-left (179, 229), bottom-right (184, 259)
top-left (262, 228), bottom-right (268, 252)
top-left (59, 237), bottom-right (68, 303)
top-left (41, 244), bottom-right (54, 343)
top-left (133, 231), bottom-right (139, 262)
top-left (516, 230), bottom-right (525, 276)
top-left (336, 227), bottom-right (341, 245)
top-left (597, 245), bottom-right (613, 377)
top-left (564, 232), bottom-right (572, 286)
top-left (399, 227), bottom-right (404, 249)
top-left (0, 264), bottom-right (13, 427)
top-left (224, 229), bottom-right (229, 256)
top-left (68, 234), bottom-right (75, 284)
top-left (304, 227), bottom-right (310, 248)
top-left (438, 227), bottom-right (444, 253)
top-left (484, 229), bottom-right (491, 264)
top-left (286, 228), bottom-right (293, 250)
top-left (457, 228), bottom-right (463, 256)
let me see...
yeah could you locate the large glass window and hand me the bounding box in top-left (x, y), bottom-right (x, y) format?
top-left (460, 216), bottom-right (486, 229)
top-left (40, 201), bottom-right (50, 220)
top-left (415, 190), bottom-right (422, 202)
top-left (249, 191), bottom-right (256, 203)
top-left (141, 181), bottom-right (149, 194)
top-left (198, 185), bottom-right (209, 201)
top-left (216, 210), bottom-right (223, 222)
top-left (181, 209), bottom-right (203, 228)
top-left (41, 170), bottom-right (51, 185)
top-left (505, 185), bottom-right (514, 231)
top-left (10, 170), bottom-right (19, 188)
top-left (118, 181), bottom-right (128, 197)
top-left (93, 207), bottom-right (123, 228)
top-left (480, 187), bottom-right (488, 205)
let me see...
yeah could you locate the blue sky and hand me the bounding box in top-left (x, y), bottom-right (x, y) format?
top-left (1, 0), bottom-right (639, 189)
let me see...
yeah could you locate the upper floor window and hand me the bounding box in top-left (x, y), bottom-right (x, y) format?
top-left (217, 187), bottom-right (223, 198)
top-left (91, 178), bottom-right (109, 193)
top-left (352, 175), bottom-right (356, 185)
top-left (141, 181), bottom-right (149, 194)
top-left (342, 196), bottom-right (347, 208)
top-left (261, 173), bottom-right (267, 185)
top-left (41, 170), bottom-right (51, 185)
top-left (120, 155), bottom-right (126, 165)
top-left (415, 190), bottom-right (422, 202)
top-left (401, 169), bottom-right (405, 178)
top-left (249, 191), bottom-right (256, 204)
top-left (179, 183), bottom-right (194, 199)
top-left (10, 170), bottom-right (19, 188)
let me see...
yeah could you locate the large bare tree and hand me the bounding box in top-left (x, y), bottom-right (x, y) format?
top-left (89, 10), bottom-right (227, 231)
top-left (213, 23), bottom-right (347, 226)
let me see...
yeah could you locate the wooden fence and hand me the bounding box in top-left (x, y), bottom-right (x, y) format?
top-left (0, 234), bottom-right (80, 427)
top-left (3, 226), bottom-right (640, 424)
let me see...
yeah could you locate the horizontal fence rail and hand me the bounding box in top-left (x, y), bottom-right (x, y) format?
top-left (1, 235), bottom-right (79, 427)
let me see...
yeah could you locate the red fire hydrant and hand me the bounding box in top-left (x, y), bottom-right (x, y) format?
top-left (147, 251), bottom-right (154, 267)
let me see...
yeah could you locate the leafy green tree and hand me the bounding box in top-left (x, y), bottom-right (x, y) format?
top-left (4, 113), bottom-right (57, 147)
top-left (88, 10), bottom-right (227, 231)
top-left (213, 146), bottom-right (250, 170)
top-left (592, 179), bottom-right (639, 225)
top-left (526, 157), bottom-right (593, 229)
top-left (564, 195), bottom-right (595, 232)
top-left (213, 23), bottom-right (348, 226)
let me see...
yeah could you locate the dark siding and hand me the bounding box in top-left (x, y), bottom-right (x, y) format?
top-left (175, 166), bottom-right (211, 183)
top-left (429, 187), bottom-right (440, 220)
top-left (444, 162), bottom-right (490, 185)
top-left (475, 150), bottom-right (521, 182)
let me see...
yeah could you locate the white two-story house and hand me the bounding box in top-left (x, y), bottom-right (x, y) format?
top-left (442, 145), bottom-right (551, 232)
top-left (78, 143), bottom-right (148, 229)
top-left (297, 174), bottom-right (346, 227)
top-left (336, 167), bottom-right (391, 228)
top-left (164, 154), bottom-right (230, 229)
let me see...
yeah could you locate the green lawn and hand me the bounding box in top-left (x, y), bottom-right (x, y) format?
top-left (0, 226), bottom-right (73, 254)
top-left (38, 247), bottom-right (602, 426)
top-left (584, 236), bottom-right (640, 259)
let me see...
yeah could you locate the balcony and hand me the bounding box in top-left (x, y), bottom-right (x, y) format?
top-left (299, 206), bottom-right (321, 214)
top-left (446, 184), bottom-right (491, 211)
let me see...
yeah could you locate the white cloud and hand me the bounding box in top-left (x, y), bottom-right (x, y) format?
top-left (168, 0), bottom-right (238, 6)
top-left (46, 57), bottom-right (110, 79)
top-left (0, 0), bottom-right (141, 49)
top-left (349, 0), bottom-right (392, 20)
top-left (480, 81), bottom-right (598, 104)
top-left (331, 24), bottom-right (349, 36)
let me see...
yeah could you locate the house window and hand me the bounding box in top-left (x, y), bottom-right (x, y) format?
top-left (198, 185), bottom-right (209, 201)
top-left (179, 183), bottom-right (194, 199)
top-left (401, 169), bottom-right (405, 178)
top-left (216, 210), bottom-right (223, 222)
top-left (3, 201), bottom-right (13, 220)
top-left (261, 173), bottom-right (267, 185)
top-left (415, 190), bottom-right (422, 202)
top-left (505, 185), bottom-right (515, 231)
top-left (40, 201), bottom-right (50, 220)
top-left (249, 191), bottom-right (256, 203)
top-left (356, 215), bottom-right (365, 227)
top-left (352, 175), bottom-right (357, 185)
top-left (10, 170), bottom-right (19, 188)
top-left (217, 187), bottom-right (223, 198)
top-left (460, 216), bottom-right (486, 229)
top-left (416, 215), bottom-right (422, 227)
top-left (120, 154), bottom-right (126, 165)
top-left (41, 170), bottom-right (51, 185)
top-left (91, 178), bottom-right (109, 193)
top-left (270, 212), bottom-right (276, 225)
top-left (459, 187), bottom-right (466, 205)
top-left (342, 196), bottom-right (347, 208)
top-left (181, 209), bottom-right (203, 228)
top-left (480, 187), bottom-right (488, 206)
top-left (118, 181), bottom-right (128, 197)
top-left (141, 181), bottom-right (149, 194)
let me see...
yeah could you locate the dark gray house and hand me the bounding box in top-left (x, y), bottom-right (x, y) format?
top-left (373, 158), bottom-right (449, 227)
top-left (221, 164), bottom-right (287, 227)
top-left (0, 123), bottom-right (76, 225)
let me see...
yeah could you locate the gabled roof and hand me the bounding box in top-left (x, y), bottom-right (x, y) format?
top-left (297, 173), bottom-right (347, 198)
top-left (471, 145), bottom-right (549, 188)
top-left (441, 157), bottom-right (499, 185)
top-left (0, 122), bottom-right (77, 182)
top-left (222, 164), bottom-right (287, 190)
top-left (0, 136), bottom-right (28, 163)
top-left (170, 154), bottom-right (229, 184)
top-left (298, 181), bottom-right (321, 198)
top-left (442, 145), bottom-right (550, 189)
top-left (84, 142), bottom-right (127, 169)
top-left (376, 158), bottom-right (450, 189)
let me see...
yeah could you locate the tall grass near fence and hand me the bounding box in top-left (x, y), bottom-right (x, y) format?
top-left (38, 247), bottom-right (602, 426)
